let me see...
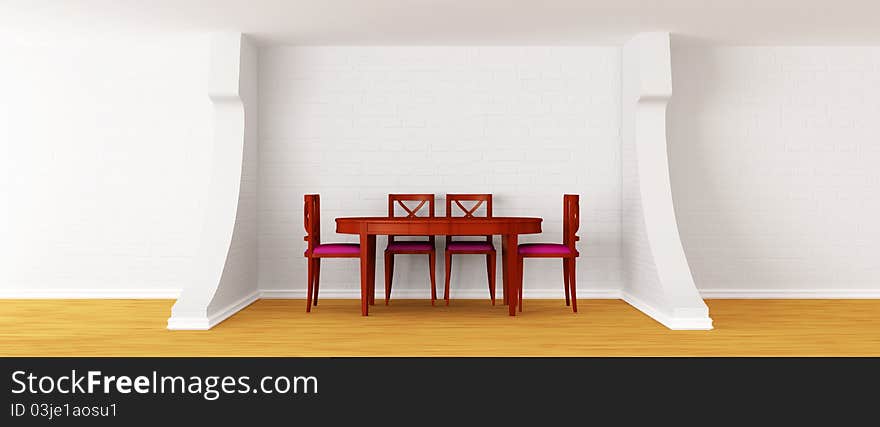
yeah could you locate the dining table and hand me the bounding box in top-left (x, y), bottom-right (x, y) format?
top-left (335, 216), bottom-right (543, 316)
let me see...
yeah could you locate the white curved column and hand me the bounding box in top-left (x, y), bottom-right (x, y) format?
top-left (621, 33), bottom-right (712, 330)
top-left (168, 33), bottom-right (259, 329)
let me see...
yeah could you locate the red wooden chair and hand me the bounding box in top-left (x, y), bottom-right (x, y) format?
top-left (384, 194), bottom-right (437, 305)
top-left (517, 194), bottom-right (580, 312)
top-left (303, 194), bottom-right (360, 312)
top-left (443, 194), bottom-right (496, 305)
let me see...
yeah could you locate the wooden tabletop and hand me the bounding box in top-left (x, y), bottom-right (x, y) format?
top-left (335, 216), bottom-right (543, 235)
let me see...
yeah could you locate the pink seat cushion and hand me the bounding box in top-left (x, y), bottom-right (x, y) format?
top-left (446, 241), bottom-right (494, 252)
top-left (386, 241), bottom-right (434, 252)
top-left (311, 243), bottom-right (361, 256)
top-left (518, 243), bottom-right (572, 256)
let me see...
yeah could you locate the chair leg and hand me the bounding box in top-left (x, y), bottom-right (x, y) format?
top-left (384, 252), bottom-right (394, 305)
top-left (429, 251), bottom-right (437, 305)
top-left (517, 255), bottom-right (523, 312)
top-left (568, 258), bottom-right (578, 313)
top-left (487, 251), bottom-right (496, 305)
top-left (313, 258), bottom-right (321, 306)
top-left (306, 258), bottom-right (314, 312)
top-left (444, 251), bottom-right (452, 305)
top-left (562, 258), bottom-right (570, 306)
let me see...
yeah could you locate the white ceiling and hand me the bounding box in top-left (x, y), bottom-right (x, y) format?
top-left (2, 0), bottom-right (880, 45)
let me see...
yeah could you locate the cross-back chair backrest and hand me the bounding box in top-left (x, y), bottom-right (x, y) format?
top-left (388, 194), bottom-right (435, 244)
top-left (445, 194), bottom-right (493, 245)
top-left (304, 194), bottom-right (321, 255)
top-left (562, 194), bottom-right (580, 251)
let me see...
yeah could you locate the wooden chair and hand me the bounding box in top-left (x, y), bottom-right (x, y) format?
top-left (384, 194), bottom-right (437, 305)
top-left (517, 194), bottom-right (580, 312)
top-left (303, 194), bottom-right (360, 312)
top-left (443, 194), bottom-right (496, 305)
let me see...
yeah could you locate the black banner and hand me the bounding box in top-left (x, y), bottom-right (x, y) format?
top-left (2, 358), bottom-right (876, 425)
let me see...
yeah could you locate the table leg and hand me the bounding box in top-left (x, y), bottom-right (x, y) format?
top-left (359, 233), bottom-right (370, 316)
top-left (367, 235), bottom-right (376, 306)
top-left (503, 234), bottom-right (518, 316)
top-left (501, 238), bottom-right (508, 305)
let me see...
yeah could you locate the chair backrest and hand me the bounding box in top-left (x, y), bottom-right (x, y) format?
top-left (445, 194), bottom-right (493, 244)
top-left (304, 194), bottom-right (321, 255)
top-left (562, 194), bottom-right (580, 251)
top-left (388, 194), bottom-right (435, 244)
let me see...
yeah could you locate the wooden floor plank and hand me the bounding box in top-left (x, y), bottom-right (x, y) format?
top-left (1, 299), bottom-right (878, 356)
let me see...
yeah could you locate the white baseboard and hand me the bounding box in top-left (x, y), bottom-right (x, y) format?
top-left (166, 290), bottom-right (259, 330)
top-left (166, 315), bottom-right (211, 330)
top-left (621, 291), bottom-right (714, 330)
top-left (259, 288), bottom-right (623, 299)
top-left (0, 289), bottom-right (180, 299)
top-left (699, 289), bottom-right (880, 298)
top-left (8, 287), bottom-right (877, 301)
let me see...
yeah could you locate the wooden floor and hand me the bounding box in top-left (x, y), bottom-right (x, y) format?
top-left (1, 299), bottom-right (879, 356)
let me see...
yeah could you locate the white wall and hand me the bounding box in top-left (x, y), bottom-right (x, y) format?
top-left (205, 35), bottom-right (260, 316)
top-left (620, 33), bottom-right (710, 329)
top-left (258, 46), bottom-right (622, 298)
top-left (168, 33), bottom-right (259, 329)
top-left (669, 46), bottom-right (880, 296)
top-left (0, 33), bottom-right (212, 296)
top-left (7, 34), bottom-right (878, 308)
top-left (621, 36), bottom-right (664, 309)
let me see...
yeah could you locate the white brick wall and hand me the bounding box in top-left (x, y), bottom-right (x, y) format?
top-left (258, 46), bottom-right (622, 297)
top-left (669, 47), bottom-right (880, 295)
